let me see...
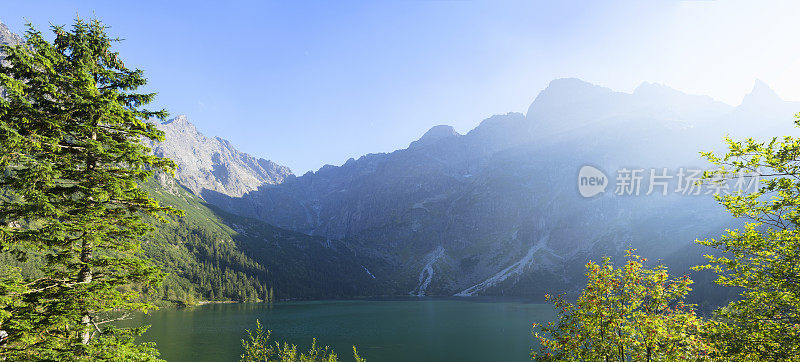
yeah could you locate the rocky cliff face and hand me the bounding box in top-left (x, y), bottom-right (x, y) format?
top-left (0, 21), bottom-right (22, 48)
top-left (0, 21), bottom-right (22, 98)
top-left (148, 115), bottom-right (293, 200)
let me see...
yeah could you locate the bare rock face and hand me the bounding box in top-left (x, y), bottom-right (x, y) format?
top-left (0, 21), bottom-right (23, 98)
top-left (0, 21), bottom-right (22, 48)
top-left (148, 115), bottom-right (293, 199)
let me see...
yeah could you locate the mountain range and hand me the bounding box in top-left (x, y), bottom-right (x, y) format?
top-left (152, 75), bottom-right (800, 302)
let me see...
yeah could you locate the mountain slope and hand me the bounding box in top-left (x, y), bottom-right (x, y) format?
top-left (141, 178), bottom-right (394, 305)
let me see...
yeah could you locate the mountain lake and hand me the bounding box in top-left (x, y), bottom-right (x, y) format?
top-left (122, 298), bottom-right (556, 362)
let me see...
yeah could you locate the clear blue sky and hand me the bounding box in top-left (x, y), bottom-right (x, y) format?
top-left (3, 1), bottom-right (799, 174)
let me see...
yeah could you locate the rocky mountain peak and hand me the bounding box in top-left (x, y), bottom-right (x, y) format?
top-left (148, 115), bottom-right (292, 199)
top-left (531, 78), bottom-right (612, 105)
top-left (0, 21), bottom-right (23, 47)
top-left (161, 114), bottom-right (197, 132)
top-left (409, 125), bottom-right (460, 149)
top-left (163, 114), bottom-right (189, 124)
top-left (741, 79), bottom-right (782, 107)
top-left (527, 78), bottom-right (622, 118)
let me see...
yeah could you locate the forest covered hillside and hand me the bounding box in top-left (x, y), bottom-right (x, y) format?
top-left (141, 178), bottom-right (395, 305)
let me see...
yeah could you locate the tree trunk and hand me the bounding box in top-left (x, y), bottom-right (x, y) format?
top-left (79, 130), bottom-right (97, 345)
top-left (78, 239), bottom-right (93, 344)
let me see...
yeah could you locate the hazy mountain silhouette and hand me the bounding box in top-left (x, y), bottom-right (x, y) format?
top-left (174, 78), bottom-right (797, 299)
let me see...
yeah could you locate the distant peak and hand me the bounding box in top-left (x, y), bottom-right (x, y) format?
top-left (422, 125), bottom-right (459, 140)
top-left (544, 78), bottom-right (598, 91)
top-left (0, 20), bottom-right (23, 46)
top-left (527, 78), bottom-right (619, 118)
top-left (534, 78), bottom-right (616, 101)
top-left (741, 79), bottom-right (782, 106)
top-left (162, 115), bottom-right (194, 128)
top-left (409, 125), bottom-right (460, 149)
top-left (751, 79), bottom-right (780, 98)
top-left (168, 114), bottom-right (189, 123)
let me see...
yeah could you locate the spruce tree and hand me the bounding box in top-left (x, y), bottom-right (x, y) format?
top-left (0, 18), bottom-right (179, 360)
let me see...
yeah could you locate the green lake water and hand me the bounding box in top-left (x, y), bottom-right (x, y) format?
top-left (126, 298), bottom-right (555, 362)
